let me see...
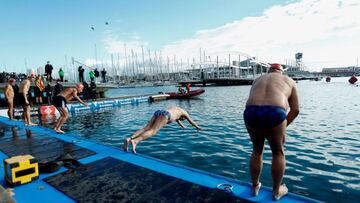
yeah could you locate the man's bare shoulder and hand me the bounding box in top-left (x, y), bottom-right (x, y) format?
top-left (252, 75), bottom-right (267, 84)
top-left (282, 75), bottom-right (296, 86)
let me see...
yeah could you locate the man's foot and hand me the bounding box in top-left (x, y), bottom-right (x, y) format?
top-left (123, 138), bottom-right (131, 152)
top-left (273, 184), bottom-right (288, 201)
top-left (252, 182), bottom-right (262, 196)
top-left (130, 140), bottom-right (138, 154)
top-left (55, 129), bottom-right (65, 134)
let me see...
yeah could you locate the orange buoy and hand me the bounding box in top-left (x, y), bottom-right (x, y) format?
top-left (326, 76), bottom-right (331, 82)
top-left (349, 76), bottom-right (358, 84)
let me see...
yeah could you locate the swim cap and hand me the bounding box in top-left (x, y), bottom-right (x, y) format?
top-left (76, 83), bottom-right (84, 89)
top-left (270, 63), bottom-right (284, 72)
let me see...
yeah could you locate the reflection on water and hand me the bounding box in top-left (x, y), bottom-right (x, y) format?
top-left (41, 78), bottom-right (360, 202)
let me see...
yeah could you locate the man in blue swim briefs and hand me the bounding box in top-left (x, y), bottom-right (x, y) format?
top-left (244, 63), bottom-right (299, 201)
top-left (123, 106), bottom-right (202, 153)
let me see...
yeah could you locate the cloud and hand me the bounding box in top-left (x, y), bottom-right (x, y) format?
top-left (102, 29), bottom-right (149, 55)
top-left (160, 0), bottom-right (360, 71)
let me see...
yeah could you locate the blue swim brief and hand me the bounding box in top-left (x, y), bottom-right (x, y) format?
top-left (154, 110), bottom-right (171, 120)
top-left (243, 105), bottom-right (287, 129)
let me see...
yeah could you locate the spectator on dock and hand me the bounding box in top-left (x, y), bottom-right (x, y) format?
top-left (101, 68), bottom-right (107, 83)
top-left (45, 83), bottom-right (53, 104)
top-left (52, 83), bottom-right (88, 134)
top-left (35, 75), bottom-right (45, 104)
top-left (12, 83), bottom-right (20, 107)
top-left (243, 63), bottom-right (299, 200)
top-left (45, 61), bottom-right (53, 82)
top-left (53, 80), bottom-right (64, 100)
top-left (89, 69), bottom-right (95, 82)
top-left (94, 68), bottom-right (100, 83)
top-left (58, 68), bottom-right (64, 82)
top-left (123, 106), bottom-right (202, 153)
top-left (90, 81), bottom-right (97, 100)
top-left (78, 66), bottom-right (85, 83)
top-left (82, 81), bottom-right (89, 100)
top-left (19, 74), bottom-right (37, 126)
top-left (4, 78), bottom-right (16, 120)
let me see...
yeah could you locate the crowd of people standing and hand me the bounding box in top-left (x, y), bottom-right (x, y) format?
top-left (1, 62), bottom-right (107, 107)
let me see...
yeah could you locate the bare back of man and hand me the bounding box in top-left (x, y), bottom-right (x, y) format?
top-left (5, 83), bottom-right (15, 120)
top-left (19, 78), bottom-right (37, 126)
top-left (123, 106), bottom-right (201, 153)
top-left (244, 64), bottom-right (299, 200)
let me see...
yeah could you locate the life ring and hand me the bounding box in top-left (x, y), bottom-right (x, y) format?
top-left (39, 105), bottom-right (56, 115)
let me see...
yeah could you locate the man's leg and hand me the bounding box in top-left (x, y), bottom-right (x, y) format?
top-left (54, 107), bottom-right (64, 130)
top-left (123, 117), bottom-right (156, 151)
top-left (265, 121), bottom-right (288, 200)
top-left (130, 117), bottom-right (167, 153)
top-left (55, 108), bottom-right (68, 134)
top-left (246, 125), bottom-right (265, 195)
top-left (24, 106), bottom-right (35, 125)
top-left (23, 106), bottom-right (28, 123)
top-left (7, 101), bottom-right (14, 120)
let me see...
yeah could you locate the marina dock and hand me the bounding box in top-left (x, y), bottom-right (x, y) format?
top-left (179, 78), bottom-right (254, 86)
top-left (0, 82), bottom-right (118, 100)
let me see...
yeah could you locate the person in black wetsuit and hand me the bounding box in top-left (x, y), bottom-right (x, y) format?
top-left (45, 83), bottom-right (53, 104)
top-left (53, 80), bottom-right (64, 99)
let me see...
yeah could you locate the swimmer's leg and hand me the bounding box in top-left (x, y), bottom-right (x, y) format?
top-left (130, 129), bottom-right (156, 154)
top-left (130, 117), bottom-right (167, 153)
top-left (55, 107), bottom-right (68, 133)
top-left (124, 116), bottom-right (156, 151)
top-left (247, 124), bottom-right (265, 196)
top-left (265, 120), bottom-right (288, 200)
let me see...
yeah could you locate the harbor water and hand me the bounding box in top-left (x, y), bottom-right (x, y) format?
top-left (40, 77), bottom-right (360, 202)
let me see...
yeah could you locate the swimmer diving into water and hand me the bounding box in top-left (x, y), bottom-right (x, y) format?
top-left (123, 106), bottom-right (202, 153)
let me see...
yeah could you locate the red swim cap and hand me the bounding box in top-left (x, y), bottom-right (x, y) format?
top-left (8, 78), bottom-right (16, 83)
top-left (270, 63), bottom-right (284, 71)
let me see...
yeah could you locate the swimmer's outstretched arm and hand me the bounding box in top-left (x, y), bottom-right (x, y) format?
top-left (176, 120), bottom-right (186, 128)
top-left (183, 114), bottom-right (202, 130)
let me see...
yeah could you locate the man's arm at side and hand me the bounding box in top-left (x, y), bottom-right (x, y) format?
top-left (23, 81), bottom-right (30, 104)
top-left (287, 84), bottom-right (300, 126)
top-left (4, 85), bottom-right (11, 99)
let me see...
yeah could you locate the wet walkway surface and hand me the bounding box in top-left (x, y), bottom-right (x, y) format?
top-left (0, 121), bottom-right (256, 203)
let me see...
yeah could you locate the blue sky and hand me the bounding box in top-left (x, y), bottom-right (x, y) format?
top-left (0, 0), bottom-right (288, 72)
top-left (1, 0), bottom-right (359, 73)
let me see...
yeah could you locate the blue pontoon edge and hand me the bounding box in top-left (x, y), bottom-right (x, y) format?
top-left (0, 117), bottom-right (322, 203)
